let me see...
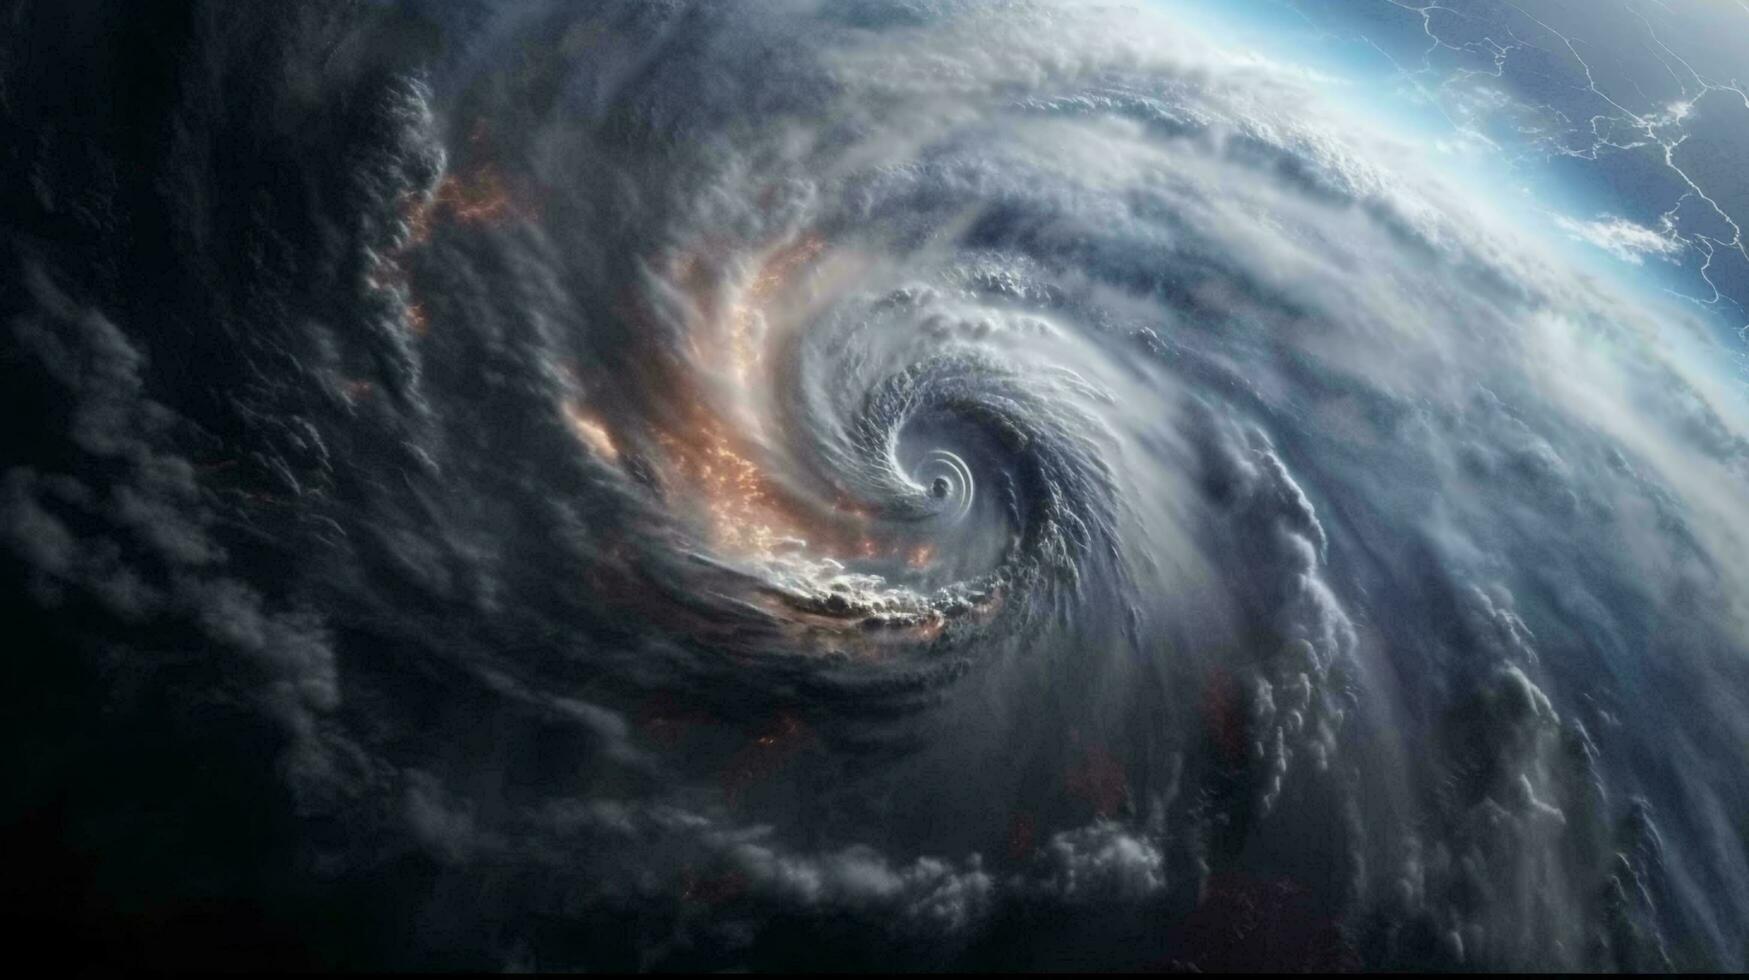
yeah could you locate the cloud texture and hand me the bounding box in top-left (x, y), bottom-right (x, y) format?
top-left (2, 0), bottom-right (1747, 970)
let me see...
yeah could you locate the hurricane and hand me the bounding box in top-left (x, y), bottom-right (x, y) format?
top-left (6, 0), bottom-right (1749, 971)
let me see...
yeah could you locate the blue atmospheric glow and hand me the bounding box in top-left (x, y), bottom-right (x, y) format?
top-left (1164, 0), bottom-right (1749, 349)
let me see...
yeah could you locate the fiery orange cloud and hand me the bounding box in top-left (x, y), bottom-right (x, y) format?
top-left (562, 400), bottom-right (620, 462)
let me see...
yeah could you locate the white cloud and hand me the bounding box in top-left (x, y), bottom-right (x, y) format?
top-left (1553, 214), bottom-right (1684, 265)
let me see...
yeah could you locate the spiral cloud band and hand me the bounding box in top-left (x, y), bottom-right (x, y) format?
top-left (4, 0), bottom-right (1748, 970)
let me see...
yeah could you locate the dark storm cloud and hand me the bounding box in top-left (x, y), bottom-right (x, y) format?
top-left (3, 262), bottom-right (340, 745)
top-left (4, 0), bottom-right (1748, 971)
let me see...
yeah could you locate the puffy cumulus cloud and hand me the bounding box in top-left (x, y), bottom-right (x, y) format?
top-left (727, 840), bottom-right (995, 936)
top-left (1190, 409), bottom-right (1354, 811)
top-left (384, 791), bottom-right (1004, 966)
top-left (1015, 819), bottom-right (1166, 904)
